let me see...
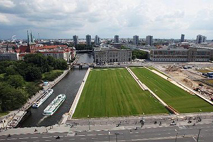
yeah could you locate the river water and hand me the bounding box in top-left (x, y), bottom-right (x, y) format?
top-left (20, 53), bottom-right (93, 127)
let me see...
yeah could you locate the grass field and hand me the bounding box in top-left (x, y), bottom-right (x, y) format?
top-left (131, 67), bottom-right (213, 113)
top-left (73, 68), bottom-right (168, 118)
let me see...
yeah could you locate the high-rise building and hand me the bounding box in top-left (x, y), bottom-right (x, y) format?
top-left (203, 36), bottom-right (207, 43)
top-left (73, 35), bottom-right (78, 46)
top-left (181, 34), bottom-right (185, 42)
top-left (95, 35), bottom-right (100, 45)
top-left (146, 35), bottom-right (153, 46)
top-left (114, 35), bottom-right (119, 43)
top-left (86, 34), bottom-right (91, 46)
top-left (196, 35), bottom-right (206, 44)
top-left (133, 35), bottom-right (139, 45)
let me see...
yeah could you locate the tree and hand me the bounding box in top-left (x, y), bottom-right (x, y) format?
top-left (25, 66), bottom-right (42, 81)
top-left (0, 82), bottom-right (28, 112)
top-left (132, 50), bottom-right (148, 59)
top-left (7, 75), bottom-right (25, 88)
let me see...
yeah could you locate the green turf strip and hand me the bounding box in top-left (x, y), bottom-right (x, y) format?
top-left (73, 69), bottom-right (168, 118)
top-left (131, 67), bottom-right (213, 113)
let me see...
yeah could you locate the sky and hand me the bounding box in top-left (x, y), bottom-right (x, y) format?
top-left (0, 0), bottom-right (213, 39)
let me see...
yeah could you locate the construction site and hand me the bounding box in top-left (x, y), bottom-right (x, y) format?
top-left (153, 63), bottom-right (213, 102)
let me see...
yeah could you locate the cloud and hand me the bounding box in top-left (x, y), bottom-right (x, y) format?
top-left (1, 0), bottom-right (213, 39)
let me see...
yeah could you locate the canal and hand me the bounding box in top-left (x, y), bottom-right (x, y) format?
top-left (20, 53), bottom-right (93, 127)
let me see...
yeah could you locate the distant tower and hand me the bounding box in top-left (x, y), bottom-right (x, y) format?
top-left (73, 35), bottom-right (78, 46)
top-left (146, 35), bottom-right (153, 46)
top-left (196, 35), bottom-right (204, 44)
top-left (133, 35), bottom-right (139, 45)
top-left (114, 35), bottom-right (119, 43)
top-left (181, 34), bottom-right (185, 42)
top-left (86, 34), bottom-right (91, 46)
top-left (95, 35), bottom-right (100, 45)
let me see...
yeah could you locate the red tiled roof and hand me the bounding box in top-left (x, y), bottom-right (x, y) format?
top-left (19, 45), bottom-right (29, 53)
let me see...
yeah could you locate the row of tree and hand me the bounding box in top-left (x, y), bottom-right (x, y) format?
top-left (0, 54), bottom-right (68, 112)
top-left (132, 49), bottom-right (148, 60)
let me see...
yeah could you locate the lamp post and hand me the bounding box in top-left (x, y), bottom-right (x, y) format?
top-left (197, 129), bottom-right (201, 142)
top-left (175, 129), bottom-right (178, 142)
top-left (87, 115), bottom-right (90, 130)
top-left (115, 133), bottom-right (119, 142)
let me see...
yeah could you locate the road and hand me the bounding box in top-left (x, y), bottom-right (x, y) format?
top-left (1, 123), bottom-right (213, 142)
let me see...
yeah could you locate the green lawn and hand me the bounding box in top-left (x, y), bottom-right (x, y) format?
top-left (131, 67), bottom-right (213, 113)
top-left (73, 68), bottom-right (168, 118)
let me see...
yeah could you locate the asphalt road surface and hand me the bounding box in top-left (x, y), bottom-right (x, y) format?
top-left (1, 123), bottom-right (212, 142)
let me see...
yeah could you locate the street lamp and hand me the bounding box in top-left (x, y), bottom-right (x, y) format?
top-left (175, 129), bottom-right (178, 142)
top-left (197, 129), bottom-right (201, 142)
top-left (87, 115), bottom-right (90, 130)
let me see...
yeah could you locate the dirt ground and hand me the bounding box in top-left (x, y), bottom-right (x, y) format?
top-left (155, 64), bottom-right (213, 100)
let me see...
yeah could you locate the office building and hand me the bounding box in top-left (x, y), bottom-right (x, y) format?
top-left (150, 47), bottom-right (213, 62)
top-left (196, 35), bottom-right (207, 44)
top-left (133, 35), bottom-right (139, 45)
top-left (146, 35), bottom-right (153, 46)
top-left (181, 34), bottom-right (185, 42)
top-left (95, 35), bottom-right (100, 45)
top-left (114, 35), bottom-right (119, 43)
top-left (86, 34), bottom-right (91, 46)
top-left (73, 35), bottom-right (78, 46)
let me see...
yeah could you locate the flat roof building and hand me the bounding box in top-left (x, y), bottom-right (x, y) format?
top-left (181, 34), bottom-right (185, 42)
top-left (146, 35), bottom-right (153, 46)
top-left (73, 35), bottom-right (79, 46)
top-left (114, 35), bottom-right (119, 43)
top-left (94, 47), bottom-right (132, 63)
top-left (86, 34), bottom-right (91, 46)
top-left (133, 35), bottom-right (139, 45)
top-left (150, 47), bottom-right (213, 62)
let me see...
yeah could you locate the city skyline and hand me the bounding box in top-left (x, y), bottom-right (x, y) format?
top-left (1, 0), bottom-right (213, 39)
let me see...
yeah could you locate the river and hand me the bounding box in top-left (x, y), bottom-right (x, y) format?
top-left (20, 53), bottom-right (93, 127)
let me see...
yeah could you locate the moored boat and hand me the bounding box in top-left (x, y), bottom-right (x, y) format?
top-left (32, 89), bottom-right (54, 108)
top-left (43, 94), bottom-right (66, 115)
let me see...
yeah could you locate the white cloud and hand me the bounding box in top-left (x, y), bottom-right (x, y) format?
top-left (1, 0), bottom-right (213, 39)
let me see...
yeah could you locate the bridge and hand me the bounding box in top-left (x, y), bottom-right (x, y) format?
top-left (71, 62), bottom-right (95, 69)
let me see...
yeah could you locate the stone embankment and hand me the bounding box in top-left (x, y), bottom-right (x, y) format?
top-left (61, 68), bottom-right (91, 124)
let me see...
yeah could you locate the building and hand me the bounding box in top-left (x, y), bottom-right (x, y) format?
top-left (146, 35), bottom-right (153, 46)
top-left (94, 47), bottom-right (132, 63)
top-left (196, 35), bottom-right (207, 44)
top-left (73, 35), bottom-right (79, 46)
top-left (181, 34), bottom-right (185, 42)
top-left (133, 35), bottom-right (139, 45)
top-left (38, 49), bottom-right (72, 62)
top-left (203, 36), bottom-right (207, 43)
top-left (95, 35), bottom-right (100, 46)
top-left (150, 47), bottom-right (213, 62)
top-left (86, 35), bottom-right (91, 46)
top-left (114, 35), bottom-right (119, 43)
top-left (0, 52), bottom-right (19, 61)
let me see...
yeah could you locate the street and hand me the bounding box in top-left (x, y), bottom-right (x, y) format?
top-left (0, 123), bottom-right (213, 142)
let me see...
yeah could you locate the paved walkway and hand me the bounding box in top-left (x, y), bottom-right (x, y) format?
top-left (0, 112), bottom-right (212, 136)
